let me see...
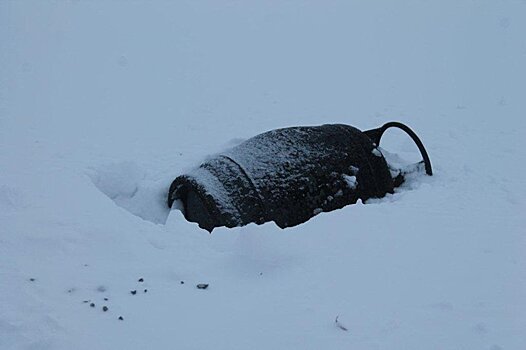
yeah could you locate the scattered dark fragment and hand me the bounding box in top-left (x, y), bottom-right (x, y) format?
top-left (144, 289), bottom-right (148, 293)
top-left (196, 284), bottom-right (209, 290)
top-left (102, 306), bottom-right (108, 312)
top-left (84, 264), bottom-right (88, 267)
top-left (96, 285), bottom-right (106, 292)
top-left (83, 300), bottom-right (90, 303)
top-left (335, 316), bottom-right (348, 331)
top-left (180, 281), bottom-right (184, 285)
top-left (138, 278), bottom-right (144, 282)
top-left (118, 316), bottom-right (124, 321)
top-left (29, 278), bottom-right (35, 282)
top-left (130, 290), bottom-right (137, 295)
top-left (90, 303), bottom-right (95, 308)
top-left (104, 298), bottom-right (108, 301)
top-left (259, 272), bottom-right (263, 276)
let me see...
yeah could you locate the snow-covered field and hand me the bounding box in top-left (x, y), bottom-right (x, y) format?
top-left (1, 1), bottom-right (525, 349)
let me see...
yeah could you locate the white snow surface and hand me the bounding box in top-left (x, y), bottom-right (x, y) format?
top-left (1, 1), bottom-right (525, 350)
top-left (343, 175), bottom-right (358, 190)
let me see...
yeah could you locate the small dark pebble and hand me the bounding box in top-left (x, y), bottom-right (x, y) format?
top-left (144, 289), bottom-right (148, 293)
top-left (138, 278), bottom-right (144, 282)
top-left (180, 281), bottom-right (184, 285)
top-left (196, 284), bottom-right (209, 290)
top-left (83, 300), bottom-right (90, 303)
top-left (102, 306), bottom-right (108, 312)
top-left (90, 303), bottom-right (95, 308)
top-left (104, 298), bottom-right (108, 301)
top-left (118, 316), bottom-right (124, 321)
top-left (29, 278), bottom-right (35, 282)
top-left (130, 290), bottom-right (137, 295)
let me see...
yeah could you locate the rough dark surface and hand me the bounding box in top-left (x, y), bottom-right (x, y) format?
top-left (168, 123), bottom-right (401, 232)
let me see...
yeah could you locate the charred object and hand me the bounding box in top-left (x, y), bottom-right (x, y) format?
top-left (167, 122), bottom-right (432, 232)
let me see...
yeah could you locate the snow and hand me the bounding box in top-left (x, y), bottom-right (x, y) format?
top-left (343, 175), bottom-right (358, 190)
top-left (371, 148), bottom-right (383, 157)
top-left (183, 164), bottom-right (242, 219)
top-left (1, 1), bottom-right (525, 350)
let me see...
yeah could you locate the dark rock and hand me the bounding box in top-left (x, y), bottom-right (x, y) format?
top-left (130, 290), bottom-right (137, 295)
top-left (90, 303), bottom-right (95, 308)
top-left (102, 306), bottom-right (108, 312)
top-left (104, 298), bottom-right (108, 301)
top-left (138, 278), bottom-right (144, 283)
top-left (29, 278), bottom-right (35, 282)
top-left (144, 289), bottom-right (148, 293)
top-left (118, 316), bottom-right (124, 321)
top-left (196, 284), bottom-right (209, 290)
top-left (180, 281), bottom-right (184, 285)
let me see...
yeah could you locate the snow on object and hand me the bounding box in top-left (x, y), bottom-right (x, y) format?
top-left (349, 165), bottom-right (360, 175)
top-left (372, 148), bottom-right (383, 157)
top-left (343, 175), bottom-right (358, 190)
top-left (167, 122), bottom-right (432, 232)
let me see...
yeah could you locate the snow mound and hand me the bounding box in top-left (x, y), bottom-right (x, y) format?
top-left (88, 162), bottom-right (170, 224)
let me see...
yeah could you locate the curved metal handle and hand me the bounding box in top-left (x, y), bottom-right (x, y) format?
top-left (364, 121), bottom-right (433, 176)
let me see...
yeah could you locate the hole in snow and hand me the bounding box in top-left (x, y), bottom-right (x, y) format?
top-left (87, 161), bottom-right (170, 224)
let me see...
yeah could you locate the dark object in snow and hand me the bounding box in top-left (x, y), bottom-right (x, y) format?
top-left (196, 284), bottom-right (209, 290)
top-left (90, 303), bottom-right (95, 308)
top-left (168, 122), bottom-right (432, 232)
top-left (180, 281), bottom-right (185, 285)
top-left (335, 315), bottom-right (348, 331)
top-left (138, 278), bottom-right (144, 282)
top-left (118, 316), bottom-right (124, 321)
top-left (104, 298), bottom-right (108, 301)
top-left (29, 278), bottom-right (35, 282)
top-left (102, 306), bottom-right (108, 312)
top-left (130, 290), bottom-right (137, 295)
top-left (144, 289), bottom-right (148, 293)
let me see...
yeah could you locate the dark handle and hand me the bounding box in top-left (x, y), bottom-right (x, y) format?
top-left (364, 121), bottom-right (433, 176)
